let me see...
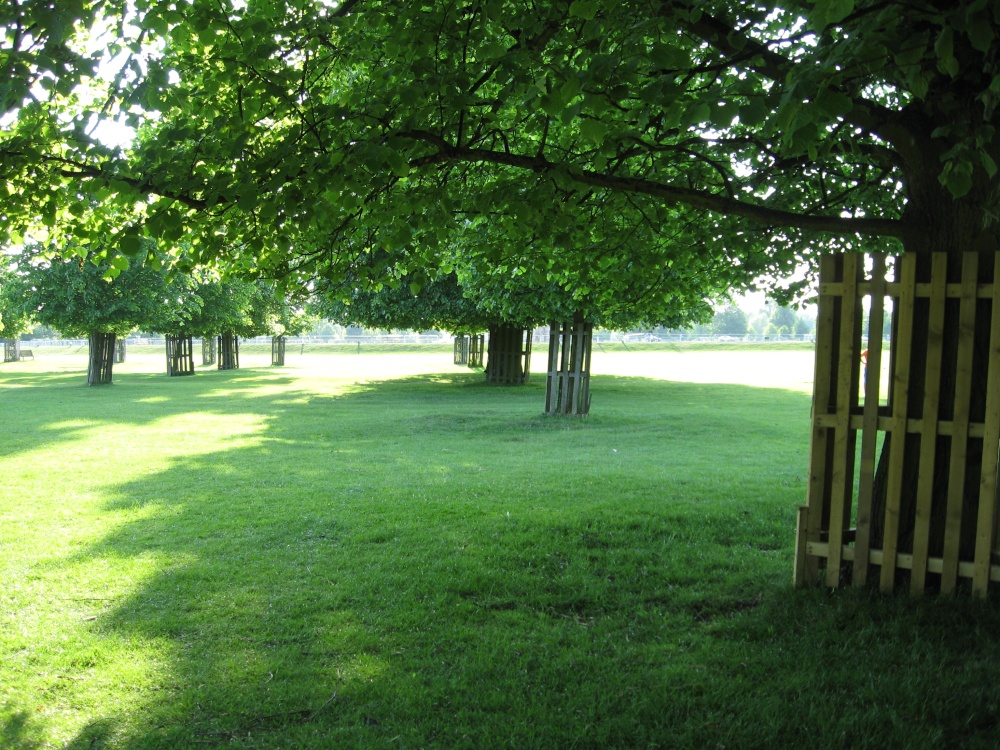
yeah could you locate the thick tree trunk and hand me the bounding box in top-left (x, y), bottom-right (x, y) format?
top-left (202, 337), bottom-right (217, 366)
top-left (271, 335), bottom-right (286, 366)
top-left (218, 332), bottom-right (239, 370)
top-left (485, 325), bottom-right (531, 384)
top-left (87, 332), bottom-right (116, 386)
top-left (165, 334), bottom-right (195, 376)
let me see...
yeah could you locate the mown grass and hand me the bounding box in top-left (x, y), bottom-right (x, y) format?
top-left (1, 348), bottom-right (999, 750)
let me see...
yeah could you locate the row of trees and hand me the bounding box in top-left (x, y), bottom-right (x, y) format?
top-left (0, 247), bottom-right (310, 385)
top-left (3, 1), bottom-right (999, 573)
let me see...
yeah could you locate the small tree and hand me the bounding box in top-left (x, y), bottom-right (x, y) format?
top-left (17, 246), bottom-right (167, 385)
top-left (0, 262), bottom-right (34, 362)
top-left (710, 305), bottom-right (749, 336)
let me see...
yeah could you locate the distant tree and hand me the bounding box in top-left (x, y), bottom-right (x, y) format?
top-left (17, 245), bottom-right (168, 384)
top-left (0, 262), bottom-right (34, 361)
top-left (710, 306), bottom-right (749, 336)
top-left (768, 305), bottom-right (800, 334)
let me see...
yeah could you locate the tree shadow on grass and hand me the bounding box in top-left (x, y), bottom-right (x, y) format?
top-left (12, 367), bottom-right (999, 748)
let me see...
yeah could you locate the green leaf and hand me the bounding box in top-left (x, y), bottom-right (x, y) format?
top-left (579, 119), bottom-right (608, 146)
top-left (810, 0), bottom-right (855, 29)
top-left (739, 98), bottom-right (768, 127)
top-left (682, 102), bottom-right (711, 128)
top-left (568, 1), bottom-right (598, 21)
top-left (120, 234), bottom-right (143, 257)
top-left (935, 26), bottom-right (959, 77)
top-left (815, 89), bottom-right (854, 118)
top-left (939, 160), bottom-right (974, 198)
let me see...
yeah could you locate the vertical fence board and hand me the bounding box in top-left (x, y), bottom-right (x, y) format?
top-left (880, 255), bottom-right (917, 593)
top-left (972, 254), bottom-right (1000, 595)
top-left (911, 253), bottom-right (948, 594)
top-left (796, 255), bottom-right (839, 586)
top-left (854, 254), bottom-right (888, 586)
top-left (940, 253), bottom-right (980, 593)
top-left (826, 254), bottom-right (861, 588)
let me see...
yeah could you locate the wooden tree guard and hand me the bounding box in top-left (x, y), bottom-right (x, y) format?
top-left (795, 252), bottom-right (1000, 597)
top-left (545, 316), bottom-right (593, 416)
top-left (202, 337), bottom-right (217, 366)
top-left (165, 335), bottom-right (195, 376)
top-left (3, 338), bottom-right (20, 363)
top-left (485, 325), bottom-right (531, 384)
top-left (218, 332), bottom-right (240, 370)
top-left (469, 334), bottom-right (485, 368)
top-left (272, 335), bottom-right (286, 366)
top-left (87, 332), bottom-right (116, 386)
top-left (114, 339), bottom-right (126, 363)
top-left (453, 335), bottom-right (470, 365)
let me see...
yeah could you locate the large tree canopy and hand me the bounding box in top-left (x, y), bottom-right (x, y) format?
top-left (4, 0), bottom-right (997, 292)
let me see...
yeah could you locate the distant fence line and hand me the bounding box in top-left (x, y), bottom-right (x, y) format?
top-left (18, 332), bottom-right (819, 348)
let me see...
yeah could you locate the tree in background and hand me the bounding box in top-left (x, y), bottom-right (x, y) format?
top-left (710, 306), bottom-right (749, 337)
top-left (0, 261), bottom-right (34, 362)
top-left (15, 246), bottom-right (167, 385)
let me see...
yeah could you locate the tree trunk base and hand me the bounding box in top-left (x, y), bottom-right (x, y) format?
top-left (485, 325), bottom-right (531, 384)
top-left (87, 332), bottom-right (115, 386)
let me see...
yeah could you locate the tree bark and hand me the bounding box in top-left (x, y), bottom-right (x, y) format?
top-left (114, 339), bottom-right (126, 363)
top-left (87, 332), bottom-right (116, 386)
top-left (485, 325), bottom-right (531, 384)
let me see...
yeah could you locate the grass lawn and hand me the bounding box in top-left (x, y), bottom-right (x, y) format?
top-left (2, 346), bottom-right (999, 749)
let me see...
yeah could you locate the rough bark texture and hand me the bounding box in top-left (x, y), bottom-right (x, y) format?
top-left (87, 332), bottom-right (116, 386)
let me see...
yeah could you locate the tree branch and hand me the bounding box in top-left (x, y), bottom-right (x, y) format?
top-left (400, 131), bottom-right (905, 238)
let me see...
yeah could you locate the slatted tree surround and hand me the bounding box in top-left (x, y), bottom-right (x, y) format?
top-left (3, 338), bottom-right (20, 363)
top-left (202, 337), bottom-right (217, 366)
top-left (165, 335), bottom-right (195, 376)
top-left (453, 335), bottom-right (470, 365)
top-left (795, 253), bottom-right (1000, 596)
top-left (468, 334), bottom-right (485, 368)
top-left (485, 326), bottom-right (531, 385)
top-left (545, 317), bottom-right (593, 416)
top-left (272, 335), bottom-right (286, 366)
top-left (218, 333), bottom-right (240, 371)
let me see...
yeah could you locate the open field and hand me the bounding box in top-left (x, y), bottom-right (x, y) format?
top-left (2, 348), bottom-right (1000, 749)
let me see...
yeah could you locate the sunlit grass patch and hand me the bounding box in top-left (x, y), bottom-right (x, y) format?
top-left (3, 348), bottom-right (1000, 749)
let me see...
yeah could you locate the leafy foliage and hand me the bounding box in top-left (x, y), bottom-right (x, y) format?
top-left (2, 0), bottom-right (999, 296)
top-left (15, 245), bottom-right (168, 338)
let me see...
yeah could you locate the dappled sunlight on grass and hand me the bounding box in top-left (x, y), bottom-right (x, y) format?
top-left (6, 349), bottom-right (999, 748)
